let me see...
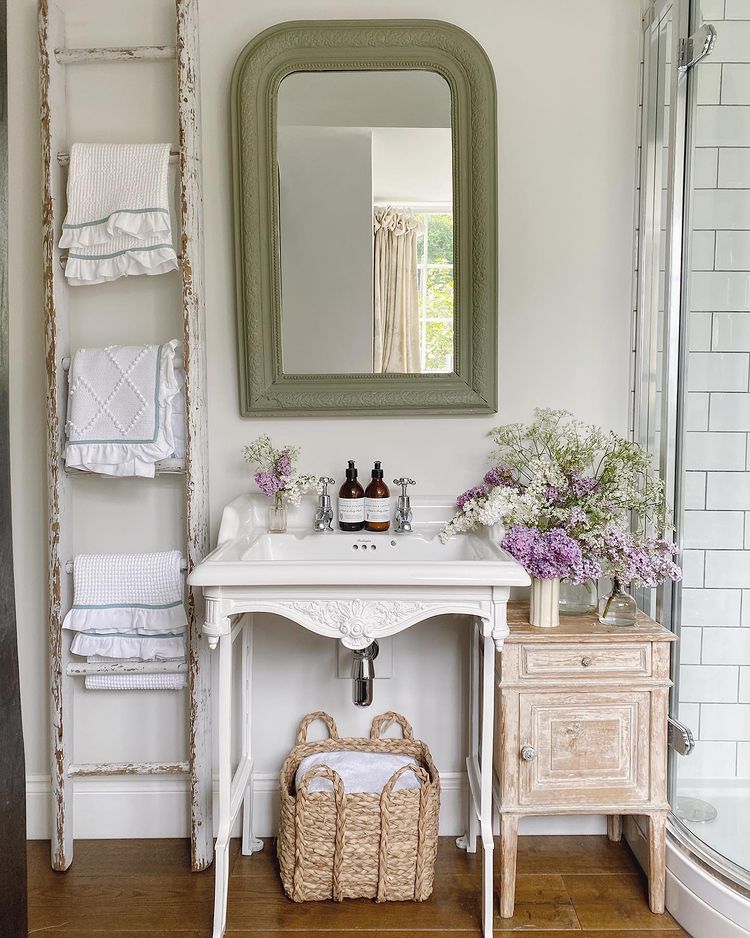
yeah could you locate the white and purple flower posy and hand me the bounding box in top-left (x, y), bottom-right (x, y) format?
top-left (243, 434), bottom-right (318, 507)
top-left (440, 408), bottom-right (681, 591)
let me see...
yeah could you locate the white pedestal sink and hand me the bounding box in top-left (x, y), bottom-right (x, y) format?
top-left (190, 494), bottom-right (529, 938)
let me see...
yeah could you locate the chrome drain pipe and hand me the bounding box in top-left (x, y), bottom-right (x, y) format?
top-left (351, 640), bottom-right (379, 707)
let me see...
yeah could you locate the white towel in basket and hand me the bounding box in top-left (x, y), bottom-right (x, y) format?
top-left (63, 551), bottom-right (187, 660)
top-left (295, 751), bottom-right (423, 795)
top-left (59, 143), bottom-right (178, 286)
top-left (64, 339), bottom-right (180, 477)
top-left (84, 656), bottom-right (187, 690)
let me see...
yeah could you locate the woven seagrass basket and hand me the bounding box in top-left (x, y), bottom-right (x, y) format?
top-left (277, 710), bottom-right (440, 903)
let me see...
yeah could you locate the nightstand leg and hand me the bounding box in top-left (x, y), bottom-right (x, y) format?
top-left (607, 814), bottom-right (622, 842)
top-left (499, 813), bottom-right (519, 918)
top-left (648, 812), bottom-right (667, 914)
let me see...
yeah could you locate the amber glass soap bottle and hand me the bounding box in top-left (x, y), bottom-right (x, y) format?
top-left (338, 460), bottom-right (365, 531)
top-left (364, 461), bottom-right (391, 532)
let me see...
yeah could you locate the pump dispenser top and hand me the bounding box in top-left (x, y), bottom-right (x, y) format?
top-left (338, 460), bottom-right (365, 531)
top-left (364, 461), bottom-right (390, 532)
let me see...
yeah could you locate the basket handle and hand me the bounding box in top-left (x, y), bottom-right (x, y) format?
top-left (294, 765), bottom-right (346, 902)
top-left (296, 711), bottom-right (339, 745)
top-left (376, 763), bottom-right (429, 902)
top-left (369, 711), bottom-right (414, 741)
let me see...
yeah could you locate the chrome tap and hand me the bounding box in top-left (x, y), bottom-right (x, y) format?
top-left (393, 478), bottom-right (416, 533)
top-left (313, 477), bottom-right (335, 532)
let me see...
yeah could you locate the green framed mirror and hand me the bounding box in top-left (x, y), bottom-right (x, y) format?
top-left (231, 20), bottom-right (497, 416)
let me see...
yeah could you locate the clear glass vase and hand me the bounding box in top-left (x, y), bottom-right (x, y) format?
top-left (559, 578), bottom-right (598, 616)
top-left (598, 579), bottom-right (638, 626)
top-left (268, 494), bottom-right (287, 534)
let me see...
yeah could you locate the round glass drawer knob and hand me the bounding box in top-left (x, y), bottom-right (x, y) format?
top-left (520, 745), bottom-right (537, 762)
top-left (581, 656), bottom-right (593, 667)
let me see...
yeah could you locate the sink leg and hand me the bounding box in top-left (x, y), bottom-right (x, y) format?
top-left (212, 627), bottom-right (233, 938)
top-left (457, 620), bottom-right (481, 854)
top-left (240, 618), bottom-right (263, 856)
top-left (480, 630), bottom-right (496, 937)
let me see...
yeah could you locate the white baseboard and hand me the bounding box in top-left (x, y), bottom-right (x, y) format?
top-left (26, 772), bottom-right (606, 840)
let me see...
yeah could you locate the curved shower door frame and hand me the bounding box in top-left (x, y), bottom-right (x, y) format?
top-left (634, 0), bottom-right (750, 934)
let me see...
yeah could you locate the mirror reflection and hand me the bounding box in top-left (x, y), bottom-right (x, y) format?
top-left (277, 70), bottom-right (454, 375)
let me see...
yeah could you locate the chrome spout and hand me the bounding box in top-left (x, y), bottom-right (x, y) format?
top-left (393, 477), bottom-right (416, 533)
top-left (313, 476), bottom-right (335, 532)
top-left (351, 640), bottom-right (379, 707)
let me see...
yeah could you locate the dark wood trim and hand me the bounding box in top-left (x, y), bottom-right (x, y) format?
top-left (0, 0), bottom-right (28, 932)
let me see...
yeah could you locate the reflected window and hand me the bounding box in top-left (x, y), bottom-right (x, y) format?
top-left (416, 212), bottom-right (454, 373)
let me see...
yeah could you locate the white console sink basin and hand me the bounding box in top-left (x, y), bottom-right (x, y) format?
top-left (189, 493), bottom-right (530, 588)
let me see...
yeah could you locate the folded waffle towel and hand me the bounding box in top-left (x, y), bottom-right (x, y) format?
top-left (59, 143), bottom-right (178, 285)
top-left (64, 339), bottom-right (180, 477)
top-left (294, 751), bottom-right (423, 795)
top-left (84, 656), bottom-right (187, 690)
top-left (63, 551), bottom-right (187, 659)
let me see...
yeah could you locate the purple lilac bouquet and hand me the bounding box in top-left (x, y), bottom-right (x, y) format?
top-left (242, 435), bottom-right (317, 508)
top-left (441, 409), bottom-right (681, 595)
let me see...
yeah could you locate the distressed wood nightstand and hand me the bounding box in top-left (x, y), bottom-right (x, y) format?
top-left (494, 602), bottom-right (676, 918)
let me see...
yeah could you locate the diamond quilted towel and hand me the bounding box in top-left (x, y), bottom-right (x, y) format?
top-left (64, 339), bottom-right (181, 477)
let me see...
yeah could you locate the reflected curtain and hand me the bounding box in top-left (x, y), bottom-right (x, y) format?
top-left (373, 207), bottom-right (421, 373)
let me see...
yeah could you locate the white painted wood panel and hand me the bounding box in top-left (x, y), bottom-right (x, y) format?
top-left (517, 690), bottom-right (651, 806)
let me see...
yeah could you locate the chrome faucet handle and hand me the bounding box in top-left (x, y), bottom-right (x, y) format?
top-left (393, 477), bottom-right (416, 496)
top-left (393, 478), bottom-right (416, 533)
top-left (313, 477), bottom-right (336, 532)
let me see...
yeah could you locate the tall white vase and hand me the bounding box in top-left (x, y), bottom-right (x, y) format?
top-left (529, 576), bottom-right (560, 628)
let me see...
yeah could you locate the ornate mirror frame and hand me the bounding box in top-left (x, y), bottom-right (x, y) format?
top-left (231, 20), bottom-right (497, 416)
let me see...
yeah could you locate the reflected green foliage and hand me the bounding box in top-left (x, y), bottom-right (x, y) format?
top-left (425, 320), bottom-right (454, 371)
top-left (426, 266), bottom-right (453, 319)
top-left (416, 213), bottom-right (454, 371)
top-left (426, 214), bottom-right (453, 263)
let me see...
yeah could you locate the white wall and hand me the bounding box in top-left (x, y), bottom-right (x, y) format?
top-left (277, 69), bottom-right (452, 128)
top-left (9, 0), bottom-right (640, 838)
top-left (372, 128), bottom-right (453, 205)
top-left (279, 127), bottom-right (375, 374)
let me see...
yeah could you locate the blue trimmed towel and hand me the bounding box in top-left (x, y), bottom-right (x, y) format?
top-left (63, 551), bottom-right (187, 689)
top-left (64, 340), bottom-right (180, 477)
top-left (59, 143), bottom-right (178, 286)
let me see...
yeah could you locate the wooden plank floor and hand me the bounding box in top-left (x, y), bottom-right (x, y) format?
top-left (27, 836), bottom-right (690, 936)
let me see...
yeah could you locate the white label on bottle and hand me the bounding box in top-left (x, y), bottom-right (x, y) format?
top-left (338, 497), bottom-right (365, 523)
top-left (365, 497), bottom-right (391, 522)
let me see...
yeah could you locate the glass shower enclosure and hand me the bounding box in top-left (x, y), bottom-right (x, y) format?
top-left (637, 0), bottom-right (750, 907)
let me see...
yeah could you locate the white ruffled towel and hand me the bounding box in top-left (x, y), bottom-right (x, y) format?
top-left (63, 551), bottom-right (187, 663)
top-left (64, 339), bottom-right (180, 477)
top-left (59, 143), bottom-right (178, 286)
top-left (294, 751), bottom-right (423, 795)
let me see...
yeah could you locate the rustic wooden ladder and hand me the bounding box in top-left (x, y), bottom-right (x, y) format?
top-left (38, 0), bottom-right (213, 872)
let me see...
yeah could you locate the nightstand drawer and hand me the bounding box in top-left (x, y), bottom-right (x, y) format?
top-left (519, 643), bottom-right (651, 680)
top-left (517, 690), bottom-right (651, 807)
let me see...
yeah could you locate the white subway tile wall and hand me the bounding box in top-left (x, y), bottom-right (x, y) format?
top-left (718, 148), bottom-right (750, 187)
top-left (680, 16), bottom-right (750, 779)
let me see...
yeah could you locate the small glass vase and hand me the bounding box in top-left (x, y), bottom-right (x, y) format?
top-left (529, 577), bottom-right (560, 628)
top-left (268, 494), bottom-right (287, 534)
top-left (598, 579), bottom-right (638, 626)
top-left (559, 578), bottom-right (598, 616)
